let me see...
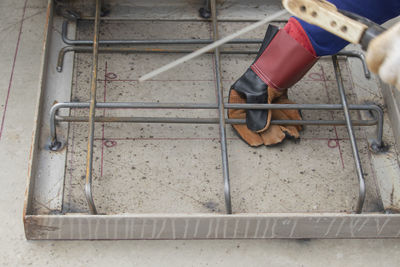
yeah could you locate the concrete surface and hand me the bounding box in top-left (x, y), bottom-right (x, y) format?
top-left (33, 7), bottom-right (392, 216)
top-left (1, 0), bottom-right (400, 266)
top-left (59, 20), bottom-right (382, 214)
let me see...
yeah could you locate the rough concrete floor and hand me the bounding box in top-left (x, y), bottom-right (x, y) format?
top-left (56, 19), bottom-right (381, 215)
top-left (1, 0), bottom-right (400, 266)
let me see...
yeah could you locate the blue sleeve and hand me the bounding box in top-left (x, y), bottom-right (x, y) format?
top-left (297, 0), bottom-right (400, 56)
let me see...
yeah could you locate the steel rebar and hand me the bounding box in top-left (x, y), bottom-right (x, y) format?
top-left (337, 51), bottom-right (371, 79)
top-left (61, 20), bottom-right (264, 46)
top-left (49, 102), bottom-right (383, 151)
top-left (85, 0), bottom-right (101, 215)
top-left (332, 55), bottom-right (366, 214)
top-left (56, 46), bottom-right (258, 72)
top-left (211, 0), bottom-right (232, 214)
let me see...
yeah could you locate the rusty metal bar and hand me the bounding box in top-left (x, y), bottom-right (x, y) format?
top-left (85, 0), bottom-right (101, 215)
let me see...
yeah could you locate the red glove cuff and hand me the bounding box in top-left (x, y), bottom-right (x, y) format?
top-left (284, 17), bottom-right (316, 57)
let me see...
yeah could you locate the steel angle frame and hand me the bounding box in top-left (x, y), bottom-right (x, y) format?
top-left (24, 0), bottom-right (400, 240)
top-left (47, 0), bottom-right (387, 215)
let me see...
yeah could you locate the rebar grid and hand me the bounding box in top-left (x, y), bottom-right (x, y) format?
top-left (50, 0), bottom-right (385, 214)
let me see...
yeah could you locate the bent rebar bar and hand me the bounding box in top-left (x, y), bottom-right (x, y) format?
top-left (61, 20), bottom-right (263, 46)
top-left (332, 55), bottom-right (365, 213)
top-left (49, 102), bottom-right (383, 150)
top-left (85, 0), bottom-right (101, 215)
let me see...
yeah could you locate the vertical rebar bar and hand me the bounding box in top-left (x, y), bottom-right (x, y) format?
top-left (85, 0), bottom-right (101, 215)
top-left (210, 0), bottom-right (232, 214)
top-left (332, 55), bottom-right (366, 214)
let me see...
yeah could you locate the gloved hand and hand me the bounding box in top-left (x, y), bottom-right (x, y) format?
top-left (366, 21), bottom-right (400, 90)
top-left (229, 89), bottom-right (302, 146)
top-left (228, 18), bottom-right (317, 147)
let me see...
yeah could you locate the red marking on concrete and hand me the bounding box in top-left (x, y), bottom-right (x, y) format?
top-left (320, 65), bottom-right (345, 169)
top-left (328, 139), bottom-right (339, 148)
top-left (104, 140), bottom-right (117, 147)
top-left (343, 59), bottom-right (370, 127)
top-left (308, 72), bottom-right (324, 81)
top-left (105, 72), bottom-right (117, 80)
top-left (302, 137), bottom-right (340, 141)
top-left (0, 0), bottom-right (28, 141)
top-left (66, 45), bottom-right (81, 208)
top-left (100, 62), bottom-right (108, 177)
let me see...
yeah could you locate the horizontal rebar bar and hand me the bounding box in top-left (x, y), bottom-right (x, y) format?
top-left (62, 20), bottom-right (264, 45)
top-left (50, 101), bottom-right (383, 111)
top-left (56, 47), bottom-right (371, 81)
top-left (49, 102), bottom-right (383, 151)
top-left (55, 115), bottom-right (377, 126)
top-left (76, 17), bottom-right (289, 23)
top-left (57, 46), bottom-right (258, 72)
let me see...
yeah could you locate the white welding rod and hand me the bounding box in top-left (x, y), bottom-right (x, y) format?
top-left (138, 9), bottom-right (288, 82)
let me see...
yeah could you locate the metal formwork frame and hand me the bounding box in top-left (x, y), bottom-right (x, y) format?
top-left (49, 0), bottom-right (386, 215)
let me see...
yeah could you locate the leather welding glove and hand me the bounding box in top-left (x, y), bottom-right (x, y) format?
top-left (263, 92), bottom-right (303, 145)
top-left (228, 18), bottom-right (317, 147)
top-left (366, 21), bottom-right (400, 90)
top-left (229, 89), bottom-right (302, 146)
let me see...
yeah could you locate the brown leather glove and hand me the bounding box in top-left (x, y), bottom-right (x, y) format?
top-left (228, 20), bottom-right (317, 147)
top-left (228, 89), bottom-right (302, 147)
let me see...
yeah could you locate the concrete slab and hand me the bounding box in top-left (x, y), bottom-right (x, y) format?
top-left (51, 12), bottom-right (386, 217)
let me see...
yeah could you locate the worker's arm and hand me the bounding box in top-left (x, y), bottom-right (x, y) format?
top-left (366, 21), bottom-right (400, 90)
top-left (293, 0), bottom-right (400, 56)
top-left (283, 0), bottom-right (400, 89)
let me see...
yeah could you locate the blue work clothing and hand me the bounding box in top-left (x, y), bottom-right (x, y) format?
top-left (297, 0), bottom-right (400, 56)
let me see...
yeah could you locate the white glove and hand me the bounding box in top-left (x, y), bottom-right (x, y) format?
top-left (366, 21), bottom-right (400, 90)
